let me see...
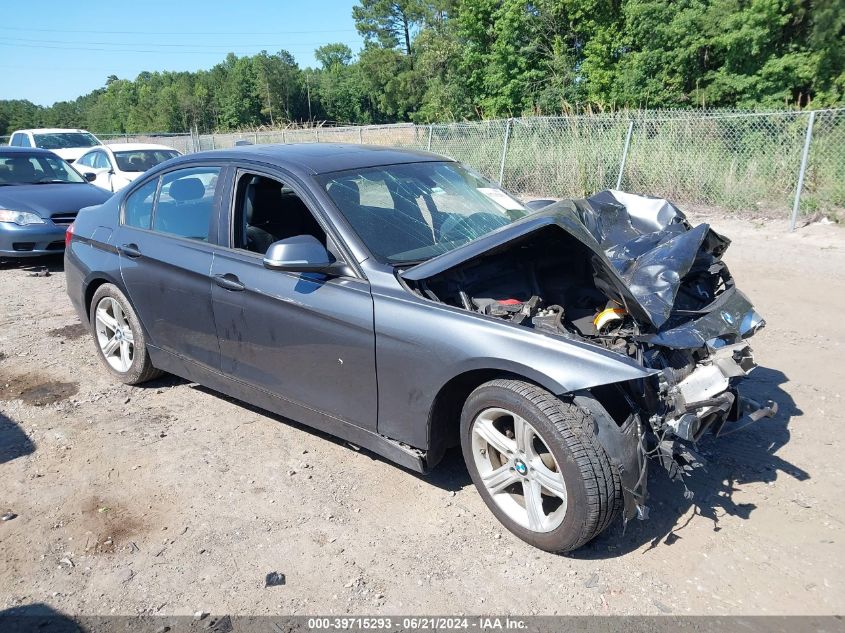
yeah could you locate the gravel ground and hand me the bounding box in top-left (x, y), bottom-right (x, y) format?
top-left (0, 213), bottom-right (843, 617)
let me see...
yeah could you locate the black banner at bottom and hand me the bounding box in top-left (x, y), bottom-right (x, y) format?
top-left (0, 613), bottom-right (842, 633)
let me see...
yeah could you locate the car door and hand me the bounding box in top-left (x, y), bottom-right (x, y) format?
top-left (75, 152), bottom-right (94, 170)
top-left (209, 166), bottom-right (378, 432)
top-left (76, 150), bottom-right (110, 189)
top-left (91, 150), bottom-right (115, 190)
top-left (75, 151), bottom-right (98, 181)
top-left (114, 164), bottom-right (226, 370)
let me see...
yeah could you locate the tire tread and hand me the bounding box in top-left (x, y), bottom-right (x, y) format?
top-left (469, 378), bottom-right (621, 551)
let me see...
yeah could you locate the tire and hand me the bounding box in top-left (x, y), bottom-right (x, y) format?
top-left (89, 283), bottom-right (162, 385)
top-left (460, 378), bottom-right (621, 553)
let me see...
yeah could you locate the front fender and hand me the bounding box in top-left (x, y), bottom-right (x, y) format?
top-left (373, 289), bottom-right (656, 449)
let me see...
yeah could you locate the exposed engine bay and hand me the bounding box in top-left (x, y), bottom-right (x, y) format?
top-left (402, 190), bottom-right (777, 521)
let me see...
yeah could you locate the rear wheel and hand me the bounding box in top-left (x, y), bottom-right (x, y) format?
top-left (461, 379), bottom-right (621, 552)
top-left (90, 283), bottom-right (162, 385)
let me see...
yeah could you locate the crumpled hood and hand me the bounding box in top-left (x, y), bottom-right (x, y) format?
top-left (0, 183), bottom-right (111, 217)
top-left (576, 190), bottom-right (731, 329)
top-left (402, 190), bottom-right (759, 343)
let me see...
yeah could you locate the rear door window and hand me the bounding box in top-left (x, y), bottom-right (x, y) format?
top-left (123, 178), bottom-right (158, 229)
top-left (11, 133), bottom-right (32, 148)
top-left (153, 167), bottom-right (220, 241)
top-left (122, 166), bottom-right (221, 239)
top-left (92, 151), bottom-right (111, 170)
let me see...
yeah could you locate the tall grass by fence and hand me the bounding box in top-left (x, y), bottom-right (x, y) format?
top-left (5, 109), bottom-right (844, 223)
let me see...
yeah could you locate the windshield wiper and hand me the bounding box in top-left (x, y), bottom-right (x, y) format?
top-left (33, 179), bottom-right (75, 185)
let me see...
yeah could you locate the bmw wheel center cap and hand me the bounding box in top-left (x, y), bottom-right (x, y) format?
top-left (514, 459), bottom-right (528, 476)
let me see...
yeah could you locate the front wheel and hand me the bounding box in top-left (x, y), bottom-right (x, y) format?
top-left (461, 379), bottom-right (621, 553)
top-left (90, 283), bottom-right (162, 385)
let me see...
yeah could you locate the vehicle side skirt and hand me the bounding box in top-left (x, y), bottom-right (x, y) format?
top-left (147, 345), bottom-right (429, 474)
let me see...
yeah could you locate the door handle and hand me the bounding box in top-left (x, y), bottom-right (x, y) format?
top-left (118, 243), bottom-right (141, 258)
top-left (213, 273), bottom-right (245, 291)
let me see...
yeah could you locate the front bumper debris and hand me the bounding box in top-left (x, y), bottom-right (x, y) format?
top-left (717, 395), bottom-right (778, 436)
top-left (661, 342), bottom-right (770, 442)
top-left (650, 340), bottom-right (778, 492)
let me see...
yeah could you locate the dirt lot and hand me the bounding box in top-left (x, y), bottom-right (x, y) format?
top-left (1, 212), bottom-right (843, 617)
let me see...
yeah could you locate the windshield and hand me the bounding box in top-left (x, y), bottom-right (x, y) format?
top-left (114, 149), bottom-right (180, 172)
top-left (0, 153), bottom-right (86, 185)
top-left (320, 162), bottom-right (530, 264)
top-left (33, 132), bottom-right (101, 150)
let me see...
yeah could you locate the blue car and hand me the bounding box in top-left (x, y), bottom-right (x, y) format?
top-left (0, 147), bottom-right (111, 258)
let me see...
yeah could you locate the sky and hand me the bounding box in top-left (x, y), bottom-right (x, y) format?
top-left (0, 0), bottom-right (364, 106)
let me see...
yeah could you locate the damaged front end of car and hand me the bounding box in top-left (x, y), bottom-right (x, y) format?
top-left (401, 190), bottom-right (777, 524)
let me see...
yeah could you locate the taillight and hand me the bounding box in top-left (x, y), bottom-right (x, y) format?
top-left (65, 222), bottom-right (75, 249)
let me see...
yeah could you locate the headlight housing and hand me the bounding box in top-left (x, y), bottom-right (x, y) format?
top-left (0, 209), bottom-right (46, 225)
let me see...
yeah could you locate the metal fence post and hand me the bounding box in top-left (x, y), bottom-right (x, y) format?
top-left (789, 111), bottom-right (816, 232)
top-left (498, 118), bottom-right (513, 186)
top-left (427, 124), bottom-right (433, 151)
top-left (315, 128), bottom-right (320, 142)
top-left (616, 120), bottom-right (634, 190)
top-left (210, 134), bottom-right (216, 150)
top-left (253, 131), bottom-right (259, 144)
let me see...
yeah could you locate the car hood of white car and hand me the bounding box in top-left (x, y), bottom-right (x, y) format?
top-left (49, 147), bottom-right (97, 163)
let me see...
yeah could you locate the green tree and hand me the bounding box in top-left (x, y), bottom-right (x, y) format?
top-left (216, 53), bottom-right (263, 129)
top-left (352, 0), bottom-right (428, 57)
top-left (315, 43), bottom-right (354, 69)
top-left (2, 1), bottom-right (842, 135)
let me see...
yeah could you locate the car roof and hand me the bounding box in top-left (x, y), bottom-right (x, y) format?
top-left (180, 143), bottom-right (449, 175)
top-left (0, 147), bottom-right (58, 156)
top-left (103, 143), bottom-right (179, 152)
top-left (12, 128), bottom-right (92, 134)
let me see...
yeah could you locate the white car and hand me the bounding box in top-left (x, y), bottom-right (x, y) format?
top-left (7, 128), bottom-right (102, 163)
top-left (74, 143), bottom-right (182, 192)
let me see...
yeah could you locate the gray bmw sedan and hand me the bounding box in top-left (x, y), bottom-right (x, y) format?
top-left (65, 144), bottom-right (774, 552)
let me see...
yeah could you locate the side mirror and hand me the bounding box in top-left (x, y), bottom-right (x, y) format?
top-left (83, 172), bottom-right (97, 182)
top-left (263, 235), bottom-right (350, 276)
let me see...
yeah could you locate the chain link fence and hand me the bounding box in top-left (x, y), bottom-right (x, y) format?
top-left (96, 133), bottom-right (196, 155)
top-left (3, 109), bottom-right (843, 226)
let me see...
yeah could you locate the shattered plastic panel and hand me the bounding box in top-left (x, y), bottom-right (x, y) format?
top-left (641, 289), bottom-right (761, 349)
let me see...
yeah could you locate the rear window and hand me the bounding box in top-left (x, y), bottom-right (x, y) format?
top-left (33, 132), bottom-right (101, 150)
top-left (114, 149), bottom-right (180, 172)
